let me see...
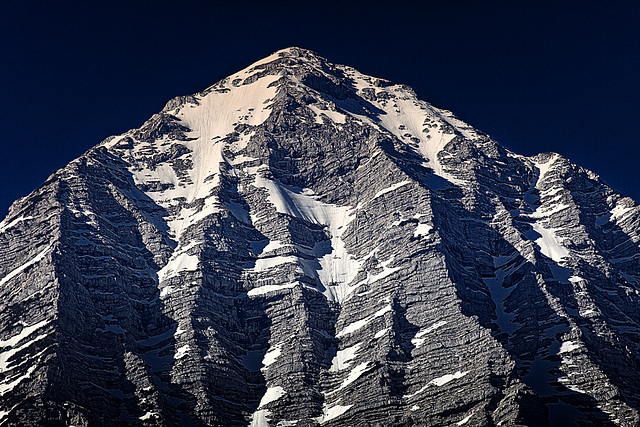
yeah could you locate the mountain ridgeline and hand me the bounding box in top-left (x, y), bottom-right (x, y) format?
top-left (1, 47), bottom-right (639, 426)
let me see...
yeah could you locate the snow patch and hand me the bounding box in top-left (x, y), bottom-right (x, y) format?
top-left (611, 204), bottom-right (634, 221)
top-left (158, 252), bottom-right (199, 282)
top-left (413, 223), bottom-right (433, 237)
top-left (309, 104), bottom-right (347, 124)
top-left (262, 345), bottom-right (282, 368)
top-left (129, 66), bottom-right (282, 273)
top-left (174, 344), bottom-right (190, 359)
top-left (333, 362), bottom-right (371, 392)
top-left (0, 360), bottom-right (40, 394)
top-left (261, 240), bottom-right (287, 254)
top-left (530, 222), bottom-right (569, 263)
top-left (248, 385), bottom-right (286, 427)
top-left (0, 320), bottom-right (50, 386)
top-left (526, 155), bottom-right (571, 264)
top-left (558, 341), bottom-right (580, 354)
top-left (405, 384), bottom-right (428, 399)
top-left (343, 76), bottom-right (463, 182)
top-left (374, 328), bottom-right (389, 339)
top-left (140, 411), bottom-right (159, 421)
top-left (336, 318), bottom-right (370, 338)
top-left (258, 386), bottom-right (286, 408)
top-left (530, 203), bottom-right (571, 219)
top-left (249, 409), bottom-right (272, 427)
top-left (316, 404), bottom-right (352, 424)
top-left (329, 343), bottom-right (361, 372)
top-left (349, 261), bottom-right (401, 296)
top-left (0, 319), bottom-right (49, 348)
top-left (373, 305), bottom-right (392, 317)
top-left (252, 256), bottom-right (300, 273)
top-left (160, 285), bottom-right (176, 298)
top-left (429, 370), bottom-right (468, 387)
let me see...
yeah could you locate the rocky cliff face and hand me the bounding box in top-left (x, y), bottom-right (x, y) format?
top-left (1, 47), bottom-right (639, 426)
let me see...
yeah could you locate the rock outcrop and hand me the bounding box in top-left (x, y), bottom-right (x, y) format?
top-left (1, 47), bottom-right (639, 426)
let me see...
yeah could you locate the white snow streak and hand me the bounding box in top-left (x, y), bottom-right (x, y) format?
top-left (374, 328), bottom-right (389, 339)
top-left (174, 345), bottom-right (190, 360)
top-left (611, 204), bottom-right (634, 222)
top-left (252, 256), bottom-right (300, 273)
top-left (139, 412), bottom-right (159, 421)
top-left (372, 181), bottom-right (410, 200)
top-left (336, 317), bottom-right (370, 338)
top-left (248, 386), bottom-right (286, 427)
top-left (0, 245), bottom-right (52, 287)
top-left (527, 155), bottom-right (571, 264)
top-left (0, 320), bottom-right (50, 394)
top-left (308, 104), bottom-right (347, 124)
top-left (341, 69), bottom-right (465, 182)
top-left (333, 362), bottom-right (371, 393)
top-left (457, 412), bottom-right (474, 426)
top-left (406, 371), bottom-right (469, 399)
top-left (0, 215), bottom-right (34, 234)
top-left (247, 282), bottom-right (298, 297)
top-left (411, 321), bottom-right (447, 348)
top-left (249, 409), bottom-right (271, 427)
top-left (413, 223), bottom-right (433, 238)
top-left (0, 320), bottom-right (49, 348)
top-left (336, 303), bottom-right (392, 338)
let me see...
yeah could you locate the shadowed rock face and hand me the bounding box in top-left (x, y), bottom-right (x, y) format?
top-left (1, 47), bottom-right (639, 426)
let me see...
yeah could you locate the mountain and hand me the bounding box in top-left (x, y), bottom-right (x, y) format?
top-left (1, 47), bottom-right (639, 426)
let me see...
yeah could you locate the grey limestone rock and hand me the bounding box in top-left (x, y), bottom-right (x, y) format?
top-left (1, 47), bottom-right (639, 426)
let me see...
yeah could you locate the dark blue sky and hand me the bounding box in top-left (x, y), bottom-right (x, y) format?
top-left (1, 1), bottom-right (639, 217)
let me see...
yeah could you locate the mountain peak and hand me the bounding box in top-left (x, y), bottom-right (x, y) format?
top-left (273, 46), bottom-right (323, 58)
top-left (236, 46), bottom-right (328, 77)
top-left (1, 49), bottom-right (640, 426)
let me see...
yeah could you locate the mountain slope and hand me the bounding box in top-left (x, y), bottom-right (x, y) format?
top-left (1, 47), bottom-right (639, 426)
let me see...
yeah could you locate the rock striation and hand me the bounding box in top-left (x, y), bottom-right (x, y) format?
top-left (1, 47), bottom-right (640, 426)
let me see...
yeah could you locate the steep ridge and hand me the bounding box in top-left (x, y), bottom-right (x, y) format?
top-left (1, 47), bottom-right (639, 426)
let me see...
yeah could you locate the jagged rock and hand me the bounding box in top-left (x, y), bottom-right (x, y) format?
top-left (1, 47), bottom-right (639, 426)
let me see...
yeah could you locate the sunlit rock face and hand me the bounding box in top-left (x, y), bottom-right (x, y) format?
top-left (1, 47), bottom-right (639, 426)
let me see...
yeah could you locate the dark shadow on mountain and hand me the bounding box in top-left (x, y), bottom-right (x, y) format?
top-left (561, 170), bottom-right (640, 410)
top-left (41, 148), bottom-right (188, 424)
top-left (298, 62), bottom-right (387, 120)
top-left (380, 136), bottom-right (618, 425)
top-left (387, 297), bottom-right (420, 399)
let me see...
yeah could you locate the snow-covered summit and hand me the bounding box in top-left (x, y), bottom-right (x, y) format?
top-left (100, 47), bottom-right (477, 244)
